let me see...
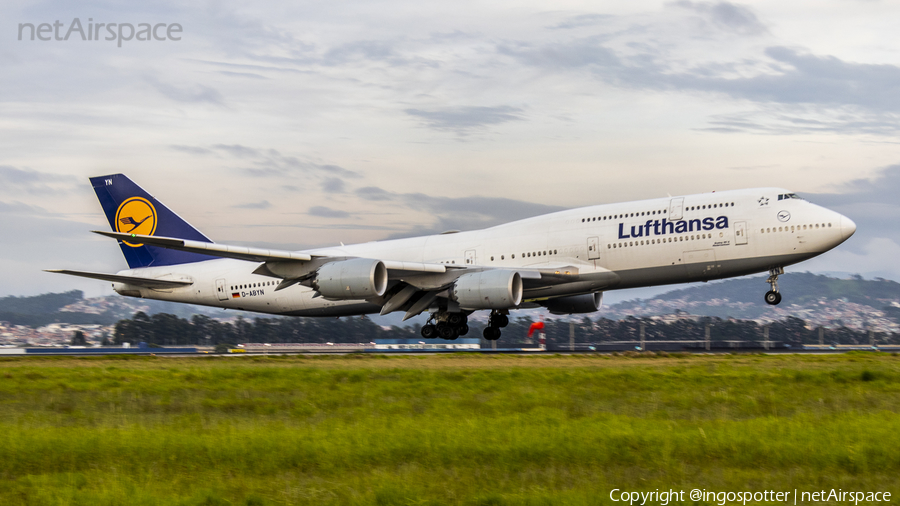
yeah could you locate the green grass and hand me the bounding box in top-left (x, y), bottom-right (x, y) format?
top-left (0, 353), bottom-right (899, 505)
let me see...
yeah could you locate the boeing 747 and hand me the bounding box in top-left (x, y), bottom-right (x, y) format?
top-left (48, 174), bottom-right (856, 340)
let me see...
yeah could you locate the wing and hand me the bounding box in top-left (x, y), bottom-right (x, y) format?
top-left (94, 230), bottom-right (318, 262)
top-left (91, 230), bottom-right (617, 319)
top-left (44, 269), bottom-right (193, 289)
top-left (94, 230), bottom-right (466, 275)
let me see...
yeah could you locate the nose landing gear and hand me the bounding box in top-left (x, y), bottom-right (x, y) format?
top-left (764, 267), bottom-right (784, 305)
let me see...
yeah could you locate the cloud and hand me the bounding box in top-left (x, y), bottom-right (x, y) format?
top-left (0, 200), bottom-right (51, 216)
top-left (0, 166), bottom-right (78, 195)
top-left (689, 47), bottom-right (900, 111)
top-left (502, 36), bottom-right (900, 116)
top-left (404, 194), bottom-right (566, 224)
top-left (321, 178), bottom-right (346, 193)
top-left (215, 70), bottom-right (269, 80)
top-left (810, 164), bottom-right (900, 207)
top-left (146, 77), bottom-right (225, 105)
top-left (233, 200), bottom-right (272, 209)
top-left (802, 164), bottom-right (900, 258)
top-left (169, 145), bottom-right (214, 156)
top-left (220, 146), bottom-right (362, 179)
top-left (213, 144), bottom-right (261, 158)
top-left (498, 40), bottom-right (621, 72)
top-left (355, 186), bottom-right (395, 201)
top-left (699, 108), bottom-right (900, 136)
top-left (405, 106), bottom-right (524, 134)
top-left (549, 14), bottom-right (614, 30)
top-left (165, 144), bottom-right (362, 179)
top-left (671, 1), bottom-right (767, 35)
top-left (352, 185), bottom-right (567, 237)
top-left (308, 206), bottom-right (351, 218)
top-left (322, 40), bottom-right (407, 67)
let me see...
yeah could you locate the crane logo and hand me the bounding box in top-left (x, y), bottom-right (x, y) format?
top-left (114, 197), bottom-right (157, 247)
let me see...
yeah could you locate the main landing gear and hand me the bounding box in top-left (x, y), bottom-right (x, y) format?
top-left (482, 311), bottom-right (509, 341)
top-left (421, 311), bottom-right (469, 340)
top-left (764, 267), bottom-right (784, 305)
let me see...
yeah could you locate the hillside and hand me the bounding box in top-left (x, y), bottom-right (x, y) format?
top-left (616, 272), bottom-right (900, 307)
top-left (0, 291), bottom-right (242, 327)
top-left (4, 273), bottom-right (900, 333)
top-left (605, 272), bottom-right (900, 332)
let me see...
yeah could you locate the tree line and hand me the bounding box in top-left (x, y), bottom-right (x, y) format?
top-left (109, 311), bottom-right (898, 348)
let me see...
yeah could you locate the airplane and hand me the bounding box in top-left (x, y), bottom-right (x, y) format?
top-left (47, 174), bottom-right (856, 341)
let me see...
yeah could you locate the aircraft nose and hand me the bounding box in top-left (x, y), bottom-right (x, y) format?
top-left (840, 215), bottom-right (857, 241)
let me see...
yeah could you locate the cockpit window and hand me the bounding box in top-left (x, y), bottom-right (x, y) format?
top-left (777, 193), bottom-right (803, 201)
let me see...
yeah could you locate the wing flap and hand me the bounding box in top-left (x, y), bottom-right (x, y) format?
top-left (44, 269), bottom-right (193, 289)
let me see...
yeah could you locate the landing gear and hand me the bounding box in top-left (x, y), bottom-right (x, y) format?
top-left (421, 311), bottom-right (469, 340)
top-left (482, 310), bottom-right (509, 341)
top-left (764, 267), bottom-right (784, 305)
top-left (483, 326), bottom-right (501, 340)
top-left (437, 323), bottom-right (459, 340)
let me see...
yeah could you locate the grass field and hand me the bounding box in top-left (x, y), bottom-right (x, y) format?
top-left (0, 353), bottom-right (899, 505)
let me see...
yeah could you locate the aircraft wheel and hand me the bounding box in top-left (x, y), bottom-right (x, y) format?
top-left (764, 291), bottom-right (782, 305)
top-left (447, 313), bottom-right (465, 326)
top-left (457, 324), bottom-right (469, 336)
top-left (482, 326), bottom-right (501, 340)
top-left (421, 324), bottom-right (437, 339)
top-left (494, 314), bottom-right (509, 328)
top-left (438, 324), bottom-right (459, 340)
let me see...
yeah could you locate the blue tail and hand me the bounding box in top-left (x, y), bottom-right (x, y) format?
top-left (91, 174), bottom-right (216, 269)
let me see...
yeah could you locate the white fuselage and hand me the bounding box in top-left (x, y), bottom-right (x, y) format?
top-left (111, 188), bottom-right (855, 316)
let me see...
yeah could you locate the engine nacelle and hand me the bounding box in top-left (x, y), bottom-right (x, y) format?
top-left (314, 258), bottom-right (388, 299)
top-left (544, 292), bottom-right (603, 315)
top-left (452, 270), bottom-right (523, 309)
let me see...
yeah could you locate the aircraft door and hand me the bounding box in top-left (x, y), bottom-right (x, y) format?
top-left (465, 249), bottom-right (476, 265)
top-left (734, 221), bottom-right (748, 245)
top-left (215, 278), bottom-right (228, 301)
top-left (669, 198), bottom-right (684, 221)
top-left (587, 236), bottom-right (601, 260)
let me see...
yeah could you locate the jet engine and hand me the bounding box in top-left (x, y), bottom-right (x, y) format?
top-left (543, 292), bottom-right (603, 314)
top-left (313, 258), bottom-right (388, 299)
top-left (452, 270), bottom-right (523, 309)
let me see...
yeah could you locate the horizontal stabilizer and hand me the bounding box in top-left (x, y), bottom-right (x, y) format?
top-left (44, 269), bottom-right (193, 289)
top-left (94, 231), bottom-right (317, 263)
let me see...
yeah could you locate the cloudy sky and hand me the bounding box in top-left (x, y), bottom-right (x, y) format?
top-left (2, 0), bottom-right (899, 301)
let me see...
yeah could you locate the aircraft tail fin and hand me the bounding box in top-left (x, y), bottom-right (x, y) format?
top-left (90, 174), bottom-right (216, 269)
